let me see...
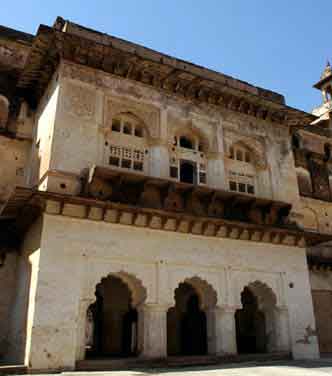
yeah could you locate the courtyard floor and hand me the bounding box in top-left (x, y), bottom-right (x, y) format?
top-left (23, 359), bottom-right (332, 376)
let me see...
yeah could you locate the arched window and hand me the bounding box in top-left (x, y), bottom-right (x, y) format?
top-left (104, 113), bottom-right (148, 173)
top-left (169, 132), bottom-right (207, 185)
top-left (227, 143), bottom-right (256, 195)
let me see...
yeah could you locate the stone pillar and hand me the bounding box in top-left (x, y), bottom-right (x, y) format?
top-left (214, 306), bottom-right (238, 355)
top-left (149, 142), bottom-right (169, 179)
top-left (207, 154), bottom-right (226, 190)
top-left (75, 299), bottom-right (94, 361)
top-left (275, 306), bottom-right (291, 352)
top-left (138, 304), bottom-right (168, 359)
top-left (205, 308), bottom-right (217, 355)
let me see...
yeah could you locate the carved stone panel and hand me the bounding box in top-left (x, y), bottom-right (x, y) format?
top-left (64, 82), bottom-right (96, 120)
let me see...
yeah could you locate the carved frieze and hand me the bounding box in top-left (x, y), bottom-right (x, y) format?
top-left (64, 82), bottom-right (96, 120)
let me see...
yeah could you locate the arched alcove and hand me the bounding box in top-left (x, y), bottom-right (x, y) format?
top-left (169, 123), bottom-right (211, 185)
top-left (85, 272), bottom-right (147, 359)
top-left (167, 276), bottom-right (217, 356)
top-left (235, 281), bottom-right (280, 354)
top-left (103, 111), bottom-right (150, 174)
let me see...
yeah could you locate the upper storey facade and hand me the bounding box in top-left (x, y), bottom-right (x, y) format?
top-left (0, 17), bottom-right (317, 215)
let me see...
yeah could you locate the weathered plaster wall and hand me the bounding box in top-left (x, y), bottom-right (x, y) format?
top-left (0, 135), bottom-right (30, 202)
top-left (29, 75), bottom-right (60, 188)
top-left (296, 197), bottom-right (332, 234)
top-left (25, 213), bottom-right (318, 370)
top-left (6, 218), bottom-right (42, 364)
top-left (310, 270), bottom-right (332, 291)
top-left (0, 252), bottom-right (17, 359)
top-left (39, 61), bottom-right (298, 204)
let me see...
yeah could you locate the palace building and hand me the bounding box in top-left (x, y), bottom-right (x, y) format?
top-left (0, 17), bottom-right (332, 372)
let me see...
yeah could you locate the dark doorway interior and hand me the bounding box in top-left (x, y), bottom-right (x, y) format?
top-left (180, 160), bottom-right (197, 184)
top-left (179, 136), bottom-right (194, 149)
top-left (167, 282), bottom-right (207, 356)
top-left (235, 287), bottom-right (267, 354)
top-left (86, 276), bottom-right (138, 358)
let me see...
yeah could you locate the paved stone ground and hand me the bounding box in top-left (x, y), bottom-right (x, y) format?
top-left (27, 359), bottom-right (332, 376)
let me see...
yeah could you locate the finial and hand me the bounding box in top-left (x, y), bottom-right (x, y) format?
top-left (320, 59), bottom-right (332, 80)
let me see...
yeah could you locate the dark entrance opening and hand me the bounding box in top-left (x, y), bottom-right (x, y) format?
top-left (235, 287), bottom-right (267, 354)
top-left (179, 136), bottom-right (194, 150)
top-left (180, 160), bottom-right (197, 184)
top-left (86, 276), bottom-right (138, 358)
top-left (167, 282), bottom-right (207, 356)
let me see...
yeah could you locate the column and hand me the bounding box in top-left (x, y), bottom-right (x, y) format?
top-left (149, 141), bottom-right (169, 179)
top-left (207, 153), bottom-right (226, 190)
top-left (275, 306), bottom-right (291, 352)
top-left (214, 306), bottom-right (238, 355)
top-left (205, 308), bottom-right (217, 355)
top-left (138, 303), bottom-right (168, 359)
top-left (75, 299), bottom-right (94, 361)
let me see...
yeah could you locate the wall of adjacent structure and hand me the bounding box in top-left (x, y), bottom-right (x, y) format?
top-left (29, 74), bottom-right (61, 188)
top-left (6, 218), bottom-right (42, 364)
top-left (38, 61), bottom-right (300, 205)
top-left (0, 252), bottom-right (17, 359)
top-left (23, 212), bottom-right (319, 370)
top-left (0, 136), bottom-right (31, 202)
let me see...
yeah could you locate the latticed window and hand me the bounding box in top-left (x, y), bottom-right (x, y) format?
top-left (105, 113), bottom-right (148, 173)
top-left (108, 145), bottom-right (146, 172)
top-left (111, 116), bottom-right (144, 138)
top-left (228, 171), bottom-right (255, 195)
top-left (227, 143), bottom-right (257, 195)
top-left (229, 145), bottom-right (251, 163)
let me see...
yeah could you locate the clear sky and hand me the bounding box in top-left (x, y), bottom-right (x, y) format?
top-left (2, 0), bottom-right (331, 112)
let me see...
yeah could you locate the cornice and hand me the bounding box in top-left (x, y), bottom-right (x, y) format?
top-left (16, 25), bottom-right (316, 127)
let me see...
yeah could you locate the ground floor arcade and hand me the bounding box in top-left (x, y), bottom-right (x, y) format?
top-left (2, 211), bottom-right (320, 371)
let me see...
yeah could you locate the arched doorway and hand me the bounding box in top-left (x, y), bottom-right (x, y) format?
top-left (167, 282), bottom-right (207, 356)
top-left (85, 275), bottom-right (139, 358)
top-left (235, 282), bottom-right (278, 354)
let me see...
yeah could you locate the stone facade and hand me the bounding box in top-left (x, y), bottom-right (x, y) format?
top-left (0, 17), bottom-right (331, 372)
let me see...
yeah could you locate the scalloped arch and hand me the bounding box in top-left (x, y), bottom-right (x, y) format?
top-left (244, 280), bottom-right (277, 310)
top-left (174, 276), bottom-right (218, 309)
top-left (96, 270), bottom-right (147, 307)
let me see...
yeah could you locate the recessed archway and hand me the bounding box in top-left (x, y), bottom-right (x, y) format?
top-left (167, 277), bottom-right (217, 357)
top-left (85, 273), bottom-right (146, 359)
top-left (167, 282), bottom-right (207, 356)
top-left (235, 281), bottom-right (278, 354)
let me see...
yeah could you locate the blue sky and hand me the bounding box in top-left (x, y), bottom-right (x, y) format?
top-left (2, 1), bottom-right (331, 112)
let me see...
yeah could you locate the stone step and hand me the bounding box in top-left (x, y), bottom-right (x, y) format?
top-left (0, 364), bottom-right (27, 375)
top-left (76, 352), bottom-right (291, 371)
